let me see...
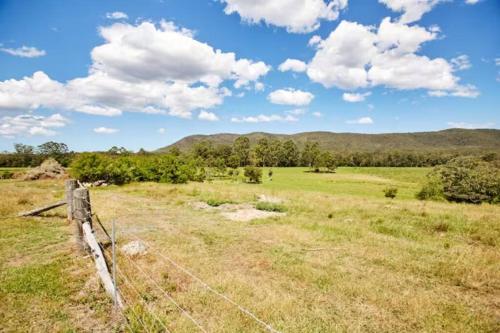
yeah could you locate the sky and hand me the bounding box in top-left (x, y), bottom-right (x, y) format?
top-left (0, 0), bottom-right (499, 152)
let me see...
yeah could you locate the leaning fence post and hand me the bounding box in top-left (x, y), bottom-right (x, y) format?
top-left (65, 179), bottom-right (78, 221)
top-left (112, 219), bottom-right (117, 308)
top-left (73, 187), bottom-right (92, 252)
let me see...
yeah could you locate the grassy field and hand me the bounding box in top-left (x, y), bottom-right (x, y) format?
top-left (1, 167), bottom-right (499, 332)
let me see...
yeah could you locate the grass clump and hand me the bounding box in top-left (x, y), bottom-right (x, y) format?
top-left (383, 186), bottom-right (398, 199)
top-left (256, 201), bottom-right (287, 212)
top-left (206, 198), bottom-right (234, 207)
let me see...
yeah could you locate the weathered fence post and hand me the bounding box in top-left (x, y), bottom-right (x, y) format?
top-left (65, 179), bottom-right (78, 221)
top-left (73, 187), bottom-right (92, 252)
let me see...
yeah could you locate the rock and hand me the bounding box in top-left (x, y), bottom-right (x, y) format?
top-left (93, 180), bottom-right (107, 187)
top-left (121, 241), bottom-right (147, 256)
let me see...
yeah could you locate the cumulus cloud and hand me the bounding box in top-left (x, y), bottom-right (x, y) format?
top-left (290, 17), bottom-right (477, 97)
top-left (106, 11), bottom-right (128, 20)
top-left (278, 59), bottom-right (307, 72)
top-left (342, 92), bottom-right (371, 102)
top-left (451, 55), bottom-right (471, 71)
top-left (268, 88), bottom-right (314, 106)
top-left (465, 0), bottom-right (480, 4)
top-left (198, 110), bottom-right (219, 121)
top-left (158, 128), bottom-right (166, 134)
top-left (220, 0), bottom-right (348, 33)
top-left (231, 114), bottom-right (299, 123)
top-left (447, 121), bottom-right (495, 129)
top-left (94, 127), bottom-right (119, 134)
top-left (0, 21), bottom-right (270, 119)
top-left (0, 113), bottom-right (69, 138)
top-left (346, 116), bottom-right (373, 124)
top-left (379, 0), bottom-right (445, 24)
top-left (312, 111), bottom-right (322, 117)
top-left (0, 46), bottom-right (46, 58)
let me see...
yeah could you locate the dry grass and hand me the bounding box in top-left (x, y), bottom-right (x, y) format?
top-left (1, 167), bottom-right (499, 332)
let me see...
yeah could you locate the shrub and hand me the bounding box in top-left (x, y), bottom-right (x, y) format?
top-left (255, 202), bottom-right (287, 212)
top-left (206, 198), bottom-right (233, 207)
top-left (244, 166), bottom-right (262, 183)
top-left (70, 153), bottom-right (205, 185)
top-left (383, 187), bottom-right (398, 199)
top-left (0, 170), bottom-right (14, 179)
top-left (418, 157), bottom-right (500, 204)
top-left (416, 171), bottom-right (444, 200)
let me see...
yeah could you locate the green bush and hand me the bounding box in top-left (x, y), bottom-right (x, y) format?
top-left (416, 171), bottom-right (444, 200)
top-left (244, 166), bottom-right (262, 183)
top-left (0, 170), bottom-right (14, 179)
top-left (70, 153), bottom-right (205, 185)
top-left (206, 198), bottom-right (233, 207)
top-left (418, 157), bottom-right (500, 204)
top-left (255, 202), bottom-right (287, 212)
top-left (383, 187), bottom-right (398, 199)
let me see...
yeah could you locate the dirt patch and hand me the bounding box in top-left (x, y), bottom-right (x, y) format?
top-left (221, 209), bottom-right (285, 222)
top-left (257, 194), bottom-right (284, 204)
top-left (191, 201), bottom-right (286, 222)
top-left (22, 158), bottom-right (67, 180)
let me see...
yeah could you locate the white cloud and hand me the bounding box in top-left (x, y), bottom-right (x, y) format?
top-left (465, 0), bottom-right (480, 4)
top-left (278, 59), bottom-right (307, 72)
top-left (158, 128), bottom-right (166, 134)
top-left (451, 55), bottom-right (471, 71)
top-left (285, 108), bottom-right (307, 115)
top-left (198, 110), bottom-right (219, 121)
top-left (0, 46), bottom-right (46, 58)
top-left (254, 82), bottom-right (265, 91)
top-left (268, 88), bottom-right (314, 106)
top-left (0, 113), bottom-right (69, 138)
top-left (299, 18), bottom-right (477, 97)
top-left (495, 58), bottom-right (500, 66)
top-left (428, 84), bottom-right (479, 98)
top-left (447, 121), bottom-right (494, 129)
top-left (106, 11), bottom-right (128, 20)
top-left (94, 127), bottom-right (119, 134)
top-left (0, 21), bottom-right (271, 119)
top-left (308, 35), bottom-right (322, 47)
top-left (342, 91), bottom-right (371, 102)
top-left (379, 0), bottom-right (445, 24)
top-left (231, 114), bottom-right (299, 123)
top-left (346, 116), bottom-right (373, 124)
top-left (312, 111), bottom-right (322, 117)
top-left (220, 0), bottom-right (348, 33)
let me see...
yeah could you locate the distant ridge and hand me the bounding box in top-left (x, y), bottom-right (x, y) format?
top-left (156, 128), bottom-right (500, 153)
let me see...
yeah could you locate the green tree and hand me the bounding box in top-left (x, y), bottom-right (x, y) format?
top-left (37, 141), bottom-right (68, 156)
top-left (233, 136), bottom-right (251, 166)
top-left (14, 143), bottom-right (34, 154)
top-left (254, 138), bottom-right (271, 167)
top-left (301, 141), bottom-right (321, 168)
top-left (281, 140), bottom-right (300, 167)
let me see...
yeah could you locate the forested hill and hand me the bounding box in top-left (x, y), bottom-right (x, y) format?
top-left (157, 128), bottom-right (500, 153)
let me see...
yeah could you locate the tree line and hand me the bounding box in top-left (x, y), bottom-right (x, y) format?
top-left (185, 136), bottom-right (492, 169)
top-left (1, 137), bottom-right (497, 169)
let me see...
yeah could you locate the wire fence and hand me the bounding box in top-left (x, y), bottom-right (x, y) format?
top-left (92, 209), bottom-right (282, 333)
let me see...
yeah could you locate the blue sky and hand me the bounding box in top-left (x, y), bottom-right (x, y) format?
top-left (0, 0), bottom-right (498, 152)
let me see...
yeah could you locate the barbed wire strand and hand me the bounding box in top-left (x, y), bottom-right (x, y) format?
top-left (116, 266), bottom-right (172, 333)
top-left (120, 289), bottom-right (152, 333)
top-left (130, 234), bottom-right (281, 333)
top-left (120, 250), bottom-right (207, 333)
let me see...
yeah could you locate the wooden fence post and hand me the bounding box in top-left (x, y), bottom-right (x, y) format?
top-left (73, 187), bottom-right (92, 252)
top-left (65, 179), bottom-right (78, 221)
